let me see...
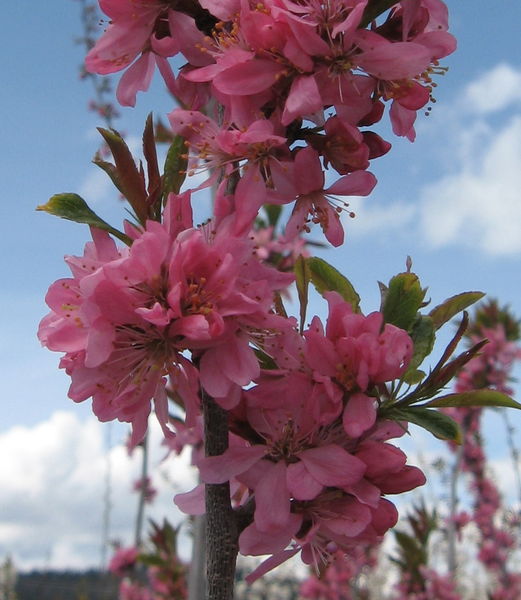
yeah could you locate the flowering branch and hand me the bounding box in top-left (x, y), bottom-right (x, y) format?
top-left (39, 3), bottom-right (521, 598)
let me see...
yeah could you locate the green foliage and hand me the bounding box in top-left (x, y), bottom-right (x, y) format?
top-left (163, 134), bottom-right (188, 197)
top-left (426, 389), bottom-right (521, 409)
top-left (37, 193), bottom-right (131, 244)
top-left (402, 315), bottom-right (436, 383)
top-left (380, 271), bottom-right (427, 331)
top-left (264, 204), bottom-right (283, 228)
top-left (391, 503), bottom-right (439, 594)
top-left (306, 256), bottom-right (361, 311)
top-left (387, 406), bottom-right (462, 443)
top-left (294, 255), bottom-right (310, 332)
top-left (429, 291), bottom-right (485, 330)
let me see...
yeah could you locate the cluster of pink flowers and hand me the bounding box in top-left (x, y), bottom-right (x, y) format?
top-left (133, 476), bottom-right (158, 504)
top-left (108, 523), bottom-right (187, 599)
top-left (394, 568), bottom-right (461, 600)
top-left (39, 194), bottom-right (293, 446)
top-left (84, 0), bottom-right (455, 247)
top-left (174, 291), bottom-right (424, 576)
top-left (39, 0), bottom-right (461, 586)
top-left (299, 547), bottom-right (377, 599)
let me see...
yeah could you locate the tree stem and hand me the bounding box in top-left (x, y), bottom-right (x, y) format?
top-left (203, 391), bottom-right (239, 600)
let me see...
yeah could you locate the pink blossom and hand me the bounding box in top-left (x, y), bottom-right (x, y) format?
top-left (284, 147), bottom-right (376, 246)
top-left (85, 2), bottom-right (210, 106)
top-left (109, 546), bottom-right (139, 576)
top-left (39, 195), bottom-right (293, 445)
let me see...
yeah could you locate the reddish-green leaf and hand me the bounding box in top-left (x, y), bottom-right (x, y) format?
top-left (361, 0), bottom-right (399, 26)
top-left (97, 127), bottom-right (148, 223)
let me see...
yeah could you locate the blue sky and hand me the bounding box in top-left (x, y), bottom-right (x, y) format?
top-left (1, 1), bottom-right (521, 571)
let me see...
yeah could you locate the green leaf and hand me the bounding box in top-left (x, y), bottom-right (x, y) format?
top-left (361, 0), bottom-right (399, 26)
top-left (393, 531), bottom-right (422, 561)
top-left (390, 407), bottom-right (462, 443)
top-left (163, 135), bottom-right (187, 196)
top-left (425, 390), bottom-right (521, 410)
top-left (307, 257), bottom-right (360, 311)
top-left (406, 316), bottom-right (436, 373)
top-left (92, 156), bottom-right (124, 196)
top-left (429, 292), bottom-right (485, 330)
top-left (382, 272), bottom-right (427, 331)
top-left (138, 554), bottom-right (167, 568)
top-left (264, 204), bottom-right (282, 228)
top-left (142, 113), bottom-right (162, 217)
top-left (294, 255), bottom-right (310, 332)
top-left (97, 127), bottom-right (148, 223)
top-left (37, 193), bottom-right (131, 244)
top-left (254, 348), bottom-right (277, 370)
top-left (402, 369), bottom-right (427, 386)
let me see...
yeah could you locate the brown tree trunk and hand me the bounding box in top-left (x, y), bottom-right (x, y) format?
top-left (203, 392), bottom-right (239, 600)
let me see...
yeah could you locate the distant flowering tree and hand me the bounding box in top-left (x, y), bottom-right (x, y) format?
top-left (38, 1), bottom-right (521, 598)
top-left (444, 301), bottom-right (521, 599)
top-left (109, 521), bottom-right (187, 600)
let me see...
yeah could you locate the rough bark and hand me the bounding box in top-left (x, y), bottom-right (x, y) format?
top-left (203, 392), bottom-right (239, 600)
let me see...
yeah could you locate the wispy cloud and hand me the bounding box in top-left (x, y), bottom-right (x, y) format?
top-left (464, 63), bottom-right (521, 114)
top-left (347, 63), bottom-right (521, 257)
top-left (418, 114), bottom-right (521, 255)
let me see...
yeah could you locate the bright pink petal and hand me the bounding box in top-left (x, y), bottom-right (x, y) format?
top-left (282, 75), bottom-right (322, 125)
top-left (299, 445), bottom-right (366, 487)
top-left (326, 170), bottom-right (377, 196)
top-left (214, 59), bottom-right (285, 95)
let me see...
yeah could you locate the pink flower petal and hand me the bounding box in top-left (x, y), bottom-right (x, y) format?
top-left (299, 444), bottom-right (366, 487)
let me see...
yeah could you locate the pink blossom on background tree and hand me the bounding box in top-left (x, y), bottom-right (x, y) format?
top-left (38, 1), bottom-right (521, 598)
top-left (444, 302), bottom-right (521, 600)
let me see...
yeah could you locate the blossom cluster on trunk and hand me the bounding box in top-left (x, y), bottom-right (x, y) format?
top-left (38, 0), bottom-right (519, 594)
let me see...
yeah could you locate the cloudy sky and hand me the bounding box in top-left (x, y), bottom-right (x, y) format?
top-left (1, 1), bottom-right (521, 572)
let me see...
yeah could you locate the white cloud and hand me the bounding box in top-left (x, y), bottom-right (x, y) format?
top-left (346, 196), bottom-right (415, 237)
top-left (464, 63), bottom-right (521, 115)
top-left (418, 114), bottom-right (521, 255)
top-left (0, 412), bottom-right (197, 571)
top-left (339, 63), bottom-right (521, 256)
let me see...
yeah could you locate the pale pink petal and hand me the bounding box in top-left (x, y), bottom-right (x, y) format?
top-left (286, 462), bottom-right (324, 500)
top-left (198, 445), bottom-right (266, 484)
top-left (254, 462), bottom-right (291, 532)
top-left (245, 549), bottom-right (300, 583)
top-left (116, 52), bottom-right (155, 107)
top-left (174, 484), bottom-right (206, 515)
top-left (342, 392), bottom-right (377, 438)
